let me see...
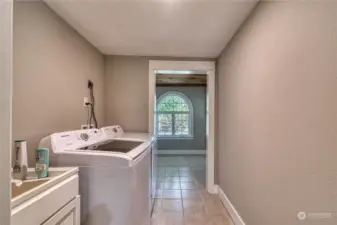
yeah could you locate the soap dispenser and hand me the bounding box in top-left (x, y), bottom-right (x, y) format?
top-left (13, 140), bottom-right (28, 180)
top-left (35, 148), bottom-right (49, 178)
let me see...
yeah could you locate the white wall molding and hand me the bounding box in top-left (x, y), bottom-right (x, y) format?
top-left (209, 184), bottom-right (219, 194)
top-left (218, 186), bottom-right (246, 225)
top-left (157, 150), bottom-right (206, 155)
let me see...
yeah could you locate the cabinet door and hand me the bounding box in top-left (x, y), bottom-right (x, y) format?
top-left (42, 195), bottom-right (80, 225)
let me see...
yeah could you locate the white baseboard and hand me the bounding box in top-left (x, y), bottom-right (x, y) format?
top-left (217, 186), bottom-right (246, 225)
top-left (156, 150), bottom-right (206, 155)
top-left (208, 184), bottom-right (219, 194)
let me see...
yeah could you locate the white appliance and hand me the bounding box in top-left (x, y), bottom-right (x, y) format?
top-left (100, 125), bottom-right (158, 212)
top-left (39, 126), bottom-right (156, 225)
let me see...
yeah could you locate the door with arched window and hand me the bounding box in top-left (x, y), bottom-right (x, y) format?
top-left (156, 92), bottom-right (193, 137)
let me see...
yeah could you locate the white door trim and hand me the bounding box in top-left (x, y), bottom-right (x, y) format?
top-left (0, 1), bottom-right (13, 224)
top-left (148, 60), bottom-right (216, 193)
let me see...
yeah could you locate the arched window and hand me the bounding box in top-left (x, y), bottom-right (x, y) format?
top-left (156, 92), bottom-right (193, 137)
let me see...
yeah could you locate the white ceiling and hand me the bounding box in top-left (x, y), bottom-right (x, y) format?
top-left (45, 0), bottom-right (257, 58)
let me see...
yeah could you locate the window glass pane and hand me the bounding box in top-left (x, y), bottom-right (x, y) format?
top-left (157, 94), bottom-right (189, 112)
top-left (157, 114), bottom-right (172, 136)
top-left (156, 92), bottom-right (192, 137)
top-left (174, 114), bottom-right (189, 136)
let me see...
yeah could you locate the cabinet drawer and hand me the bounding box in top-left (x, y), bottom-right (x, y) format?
top-left (12, 175), bottom-right (79, 225)
top-left (42, 195), bottom-right (80, 225)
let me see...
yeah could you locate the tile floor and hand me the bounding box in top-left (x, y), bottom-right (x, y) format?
top-left (152, 155), bottom-right (234, 225)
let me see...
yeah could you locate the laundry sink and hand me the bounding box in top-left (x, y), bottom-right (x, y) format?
top-left (11, 167), bottom-right (79, 225)
top-left (11, 167), bottom-right (78, 208)
top-left (12, 179), bottom-right (49, 199)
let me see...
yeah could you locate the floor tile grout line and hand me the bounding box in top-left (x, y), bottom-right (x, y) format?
top-left (154, 156), bottom-right (233, 225)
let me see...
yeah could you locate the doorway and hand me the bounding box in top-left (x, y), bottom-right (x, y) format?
top-left (148, 60), bottom-right (216, 194)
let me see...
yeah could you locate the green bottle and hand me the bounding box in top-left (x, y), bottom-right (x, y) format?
top-left (35, 148), bottom-right (49, 178)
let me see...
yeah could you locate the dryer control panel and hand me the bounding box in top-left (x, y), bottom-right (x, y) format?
top-left (51, 128), bottom-right (104, 151)
top-left (101, 125), bottom-right (124, 138)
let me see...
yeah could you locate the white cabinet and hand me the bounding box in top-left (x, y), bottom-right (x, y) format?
top-left (42, 195), bottom-right (80, 225)
top-left (12, 172), bottom-right (80, 225)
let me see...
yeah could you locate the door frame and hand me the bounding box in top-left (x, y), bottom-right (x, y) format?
top-left (148, 60), bottom-right (217, 193)
top-left (0, 0), bottom-right (13, 224)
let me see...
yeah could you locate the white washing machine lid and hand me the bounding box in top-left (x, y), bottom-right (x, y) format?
top-left (39, 127), bottom-right (152, 162)
top-left (100, 125), bottom-right (156, 143)
top-left (39, 125), bottom-right (156, 162)
top-left (74, 139), bottom-right (151, 160)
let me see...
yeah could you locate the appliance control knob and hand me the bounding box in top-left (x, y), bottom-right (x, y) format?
top-left (80, 133), bottom-right (89, 141)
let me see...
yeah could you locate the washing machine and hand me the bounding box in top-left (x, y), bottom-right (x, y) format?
top-left (100, 125), bottom-right (157, 213)
top-left (39, 127), bottom-right (155, 225)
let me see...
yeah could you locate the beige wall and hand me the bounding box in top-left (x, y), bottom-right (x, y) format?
top-left (13, 2), bottom-right (105, 165)
top-left (104, 56), bottom-right (213, 132)
top-left (217, 2), bottom-right (337, 225)
top-left (104, 56), bottom-right (149, 132)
